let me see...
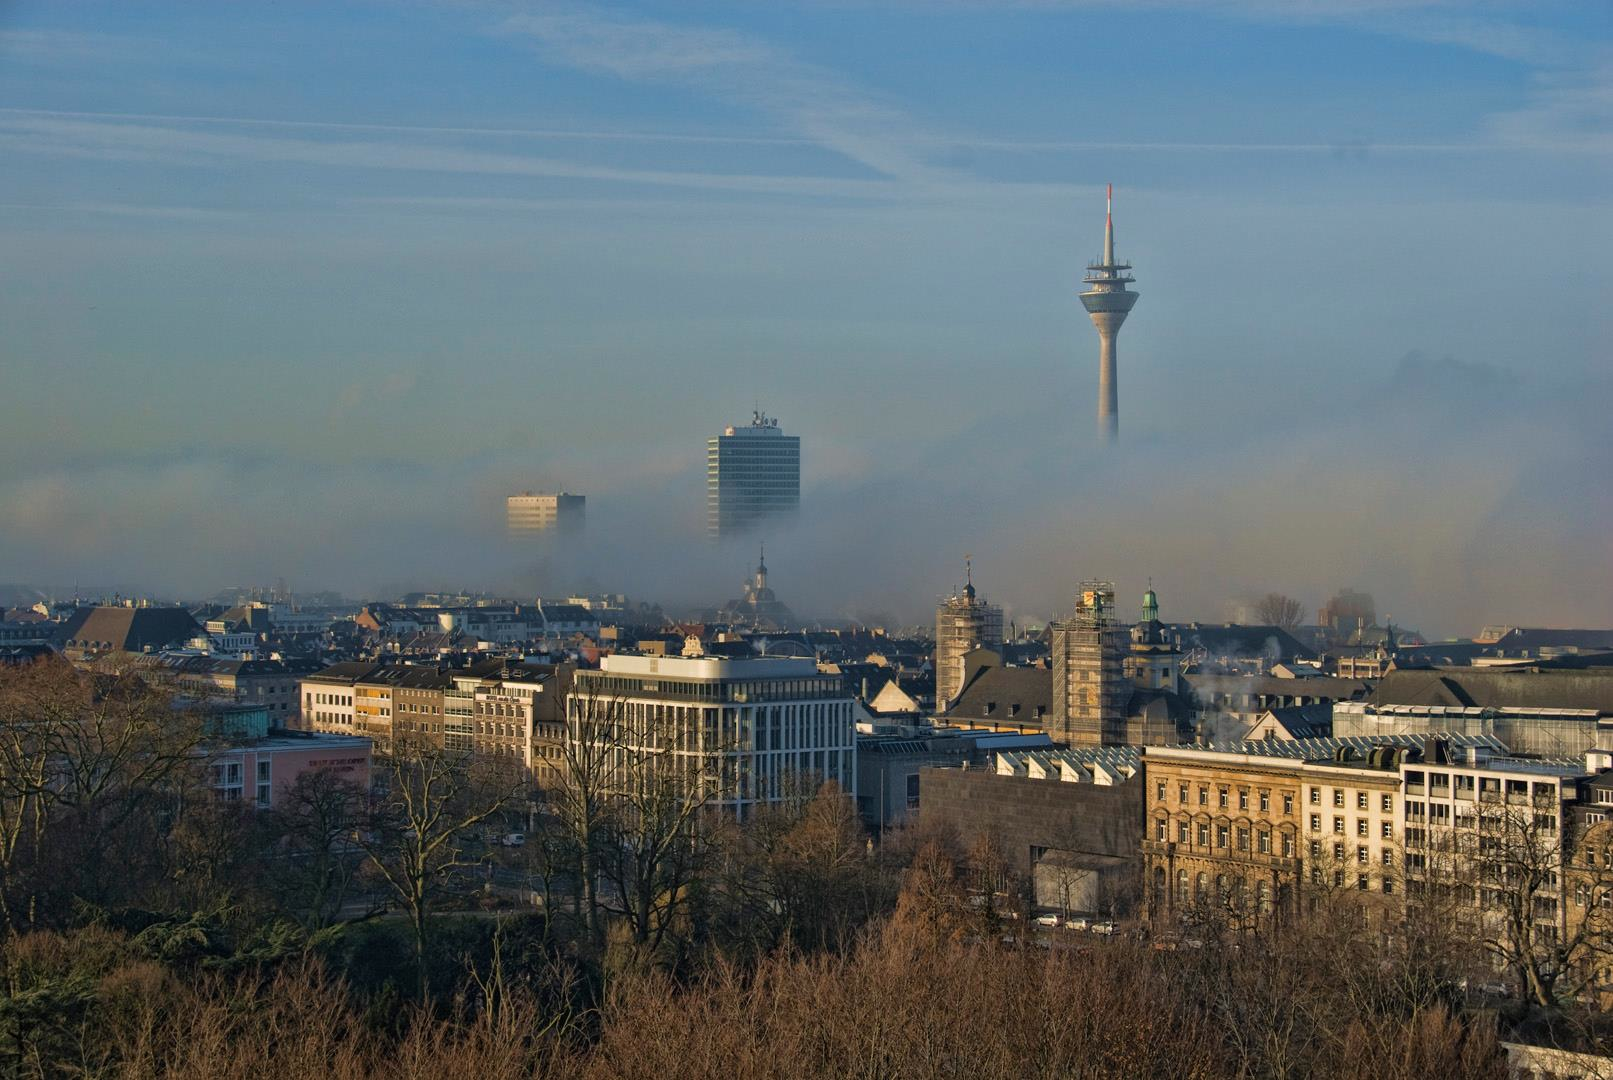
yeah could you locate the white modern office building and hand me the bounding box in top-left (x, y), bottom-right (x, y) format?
top-left (568, 653), bottom-right (855, 819)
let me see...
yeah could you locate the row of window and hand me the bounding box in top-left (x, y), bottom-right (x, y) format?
top-left (1308, 814), bottom-right (1394, 839)
top-left (1156, 781), bottom-right (1294, 815)
top-left (1155, 818), bottom-right (1296, 857)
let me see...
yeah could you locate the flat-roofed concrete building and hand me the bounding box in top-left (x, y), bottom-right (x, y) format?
top-left (921, 746), bottom-right (1146, 917)
top-left (706, 411), bottom-right (799, 539)
top-left (1398, 746), bottom-right (1596, 952)
top-left (569, 653), bottom-right (853, 819)
top-left (507, 492), bottom-right (585, 534)
top-left (208, 732), bottom-right (373, 810)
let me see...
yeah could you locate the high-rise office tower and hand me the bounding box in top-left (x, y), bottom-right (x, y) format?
top-left (706, 411), bottom-right (800, 540)
top-left (1051, 580), bottom-right (1130, 745)
top-left (1080, 185), bottom-right (1140, 442)
top-left (507, 492), bottom-right (585, 535)
top-left (934, 561), bottom-right (1005, 710)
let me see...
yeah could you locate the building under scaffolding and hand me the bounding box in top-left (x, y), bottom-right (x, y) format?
top-left (934, 563), bottom-right (1004, 711)
top-left (1051, 581), bottom-right (1131, 746)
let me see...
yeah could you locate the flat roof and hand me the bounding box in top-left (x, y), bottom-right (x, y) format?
top-left (597, 654), bottom-right (820, 679)
top-left (209, 732), bottom-right (372, 754)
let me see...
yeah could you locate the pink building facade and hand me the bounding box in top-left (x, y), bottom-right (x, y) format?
top-left (208, 733), bottom-right (372, 810)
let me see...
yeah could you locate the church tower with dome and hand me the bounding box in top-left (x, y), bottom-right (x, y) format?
top-left (1127, 583), bottom-right (1181, 693)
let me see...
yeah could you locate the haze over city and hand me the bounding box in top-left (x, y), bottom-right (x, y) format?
top-left (2, 1), bottom-right (1609, 635)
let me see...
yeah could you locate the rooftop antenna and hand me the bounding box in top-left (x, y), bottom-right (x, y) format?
top-left (1104, 182), bottom-right (1114, 266)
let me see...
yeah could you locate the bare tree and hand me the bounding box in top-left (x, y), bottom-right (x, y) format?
top-left (1480, 803), bottom-right (1595, 1009)
top-left (360, 738), bottom-right (528, 998)
top-left (594, 710), bottom-right (730, 957)
top-left (0, 658), bottom-right (208, 929)
top-left (1253, 593), bottom-right (1307, 630)
top-left (544, 687), bottom-right (630, 942)
top-left (266, 768), bottom-right (371, 929)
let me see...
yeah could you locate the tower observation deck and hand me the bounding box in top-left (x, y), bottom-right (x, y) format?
top-left (1079, 184), bottom-right (1139, 442)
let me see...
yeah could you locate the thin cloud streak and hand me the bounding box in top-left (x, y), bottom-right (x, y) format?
top-left (0, 108), bottom-right (1590, 158)
top-left (498, 6), bottom-right (963, 186)
top-left (0, 115), bottom-right (903, 200)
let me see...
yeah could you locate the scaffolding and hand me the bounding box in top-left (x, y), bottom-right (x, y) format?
top-left (934, 590), bottom-right (1005, 711)
top-left (1052, 581), bottom-right (1130, 746)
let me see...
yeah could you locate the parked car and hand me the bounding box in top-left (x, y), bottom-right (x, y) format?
top-left (1089, 920), bottom-right (1116, 936)
top-left (1066, 916), bottom-right (1090, 931)
top-left (501, 833), bottom-right (526, 847)
top-left (1034, 913), bottom-right (1062, 928)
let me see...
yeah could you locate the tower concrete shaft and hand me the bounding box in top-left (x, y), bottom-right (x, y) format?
top-left (1079, 184), bottom-right (1139, 442)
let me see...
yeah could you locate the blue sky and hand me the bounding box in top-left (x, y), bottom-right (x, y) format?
top-left (0, 1), bottom-right (1608, 633)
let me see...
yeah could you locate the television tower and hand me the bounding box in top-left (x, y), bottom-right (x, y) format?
top-left (1080, 184), bottom-right (1139, 442)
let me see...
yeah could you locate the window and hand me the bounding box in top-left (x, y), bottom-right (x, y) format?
top-left (1333, 816), bottom-right (1345, 834)
top-left (1382, 822), bottom-right (1393, 839)
top-left (1219, 788), bottom-right (1229, 809)
top-left (1382, 879), bottom-right (1395, 895)
top-left (1259, 791), bottom-right (1270, 812)
top-left (1156, 819), bottom-right (1168, 842)
top-left (1238, 790), bottom-right (1249, 811)
top-left (1310, 840), bottom-right (1321, 858)
top-left (1283, 793), bottom-right (1294, 815)
top-left (1258, 831), bottom-right (1271, 854)
top-left (1198, 824), bottom-right (1210, 846)
top-left (1333, 842), bottom-right (1345, 860)
top-left (1310, 813), bottom-right (1321, 832)
top-left (1357, 846), bottom-right (1368, 864)
top-left (1357, 874), bottom-right (1369, 891)
top-left (1179, 821), bottom-right (1190, 844)
top-left (905, 773), bottom-right (920, 810)
top-left (1381, 850), bottom-right (1394, 867)
top-left (1179, 783), bottom-right (1188, 803)
top-left (1282, 834), bottom-right (1294, 858)
top-left (1309, 787), bottom-right (1321, 806)
top-left (1333, 790), bottom-right (1345, 808)
top-left (1237, 827), bottom-right (1249, 851)
top-left (1156, 781), bottom-right (1166, 801)
top-left (1217, 825), bottom-right (1229, 849)
top-left (1199, 786), bottom-right (1209, 807)
top-left (1382, 793), bottom-right (1394, 813)
top-left (1357, 792), bottom-right (1369, 810)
